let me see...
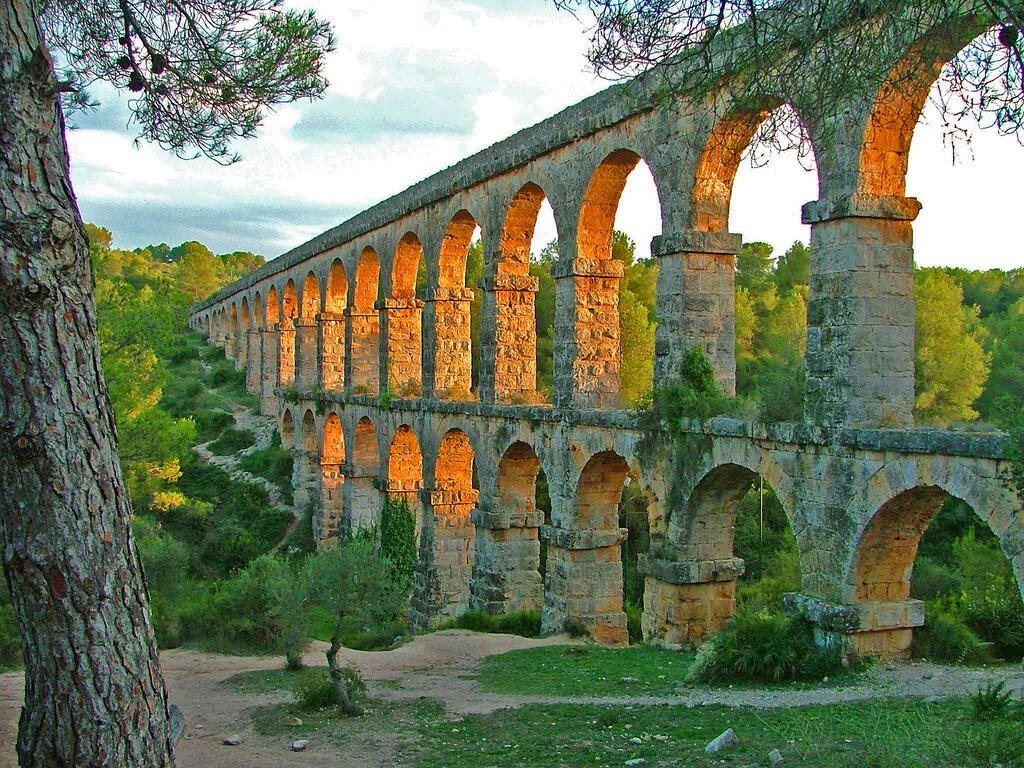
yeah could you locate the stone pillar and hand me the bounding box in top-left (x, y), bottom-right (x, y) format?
top-left (541, 525), bottom-right (628, 646)
top-left (378, 298), bottom-right (424, 396)
top-left (551, 257), bottom-right (624, 410)
top-left (479, 271), bottom-right (539, 404)
top-left (345, 307), bottom-right (379, 395)
top-left (315, 461), bottom-right (345, 549)
top-left (245, 328), bottom-right (262, 395)
top-left (260, 326), bottom-right (280, 416)
top-left (411, 488), bottom-right (477, 629)
top-left (783, 593), bottom-right (924, 660)
top-left (234, 328), bottom-right (248, 372)
top-left (651, 231), bottom-right (741, 395)
top-left (423, 287), bottom-right (473, 399)
top-left (640, 554), bottom-right (744, 648)
top-left (318, 312), bottom-right (346, 391)
top-left (294, 318), bottom-right (318, 391)
top-left (802, 194), bottom-right (920, 428)
top-left (469, 506), bottom-right (544, 614)
top-left (223, 328), bottom-right (237, 361)
top-left (291, 448), bottom-right (318, 512)
top-left (344, 470), bottom-right (383, 533)
top-left (277, 318), bottom-right (296, 389)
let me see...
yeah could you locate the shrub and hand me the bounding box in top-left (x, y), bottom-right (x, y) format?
top-left (294, 666), bottom-right (367, 714)
top-left (686, 610), bottom-right (843, 684)
top-left (380, 496), bottom-right (417, 594)
top-left (443, 610), bottom-right (541, 638)
top-left (564, 616), bottom-right (589, 639)
top-left (624, 600), bottom-right (643, 644)
top-left (193, 409), bottom-right (235, 442)
top-left (970, 681), bottom-right (1017, 721)
top-left (197, 521), bottom-right (260, 577)
top-left (910, 555), bottom-right (964, 601)
top-left (185, 555), bottom-right (289, 654)
top-left (0, 604), bottom-right (22, 670)
top-left (238, 432), bottom-right (293, 501)
top-left (207, 361), bottom-right (246, 390)
top-left (207, 427), bottom-right (255, 455)
top-left (736, 545), bottom-right (802, 612)
top-left (202, 345), bottom-right (225, 364)
top-left (912, 604), bottom-right (992, 664)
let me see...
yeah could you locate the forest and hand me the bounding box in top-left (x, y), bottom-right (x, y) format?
top-left (2, 224), bottom-right (1022, 675)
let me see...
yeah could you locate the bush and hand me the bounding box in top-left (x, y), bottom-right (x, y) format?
top-left (207, 427), bottom-right (255, 455)
top-left (624, 600), bottom-right (643, 644)
top-left (912, 605), bottom-right (992, 664)
top-left (202, 345), bottom-right (226, 364)
top-left (687, 610), bottom-right (843, 684)
top-left (193, 409), bottom-right (235, 442)
top-left (184, 555), bottom-right (289, 654)
top-left (294, 666), bottom-right (367, 713)
top-left (443, 610), bottom-right (542, 638)
top-left (238, 432), bottom-right (293, 502)
top-left (565, 616), bottom-right (589, 639)
top-left (910, 555), bottom-right (964, 601)
top-left (970, 681), bottom-right (1019, 721)
top-left (737, 546), bottom-right (802, 612)
top-left (207, 361), bottom-right (246, 390)
top-left (0, 604), bottom-right (22, 670)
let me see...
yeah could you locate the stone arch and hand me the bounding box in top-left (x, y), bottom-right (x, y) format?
top-left (280, 408), bottom-right (296, 449)
top-left (253, 292), bottom-right (264, 327)
top-left (392, 232), bottom-right (423, 300)
top-left (326, 258), bottom-right (348, 314)
top-left (354, 247), bottom-right (379, 311)
top-left (292, 408), bottom-right (319, 512)
top-left (574, 450), bottom-right (630, 530)
top-left (388, 424), bottom-right (424, 495)
top-left (578, 148), bottom-right (663, 261)
top-left (690, 106), bottom-right (792, 232)
top-left (283, 279), bottom-right (298, 320)
top-left (301, 271), bottom-right (321, 318)
top-left (323, 412), bottom-right (345, 463)
top-left (500, 182), bottom-right (547, 275)
top-left (317, 411), bottom-right (347, 544)
top-left (240, 297), bottom-right (251, 329)
top-left (439, 210), bottom-right (478, 289)
top-left (855, 21), bottom-right (985, 199)
top-left (349, 416), bottom-right (382, 532)
top-left (845, 458), bottom-right (1023, 605)
top-left (351, 247), bottom-right (381, 393)
top-left (470, 440), bottom-right (545, 614)
top-left (266, 286), bottom-right (280, 324)
top-left (300, 408), bottom-right (317, 454)
top-left (385, 233), bottom-right (424, 393)
top-left (435, 428), bottom-right (475, 495)
top-left (229, 303), bottom-right (238, 333)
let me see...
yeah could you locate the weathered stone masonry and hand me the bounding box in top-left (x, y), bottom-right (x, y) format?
top-left (191, 5), bottom-right (1022, 656)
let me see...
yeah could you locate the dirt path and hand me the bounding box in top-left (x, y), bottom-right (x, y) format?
top-left (2, 631), bottom-right (1021, 767)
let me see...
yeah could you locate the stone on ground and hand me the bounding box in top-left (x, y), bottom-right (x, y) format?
top-left (705, 728), bottom-right (739, 753)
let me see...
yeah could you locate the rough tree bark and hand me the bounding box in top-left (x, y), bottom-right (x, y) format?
top-left (0, 2), bottom-right (176, 766)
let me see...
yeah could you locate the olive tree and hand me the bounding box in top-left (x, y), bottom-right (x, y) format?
top-left (0, 2), bottom-right (332, 765)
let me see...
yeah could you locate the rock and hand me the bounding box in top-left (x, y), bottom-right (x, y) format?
top-left (169, 705), bottom-right (185, 745)
top-left (291, 739), bottom-right (310, 752)
top-left (925, 695), bottom-right (943, 704)
top-left (705, 728), bottom-right (739, 753)
top-left (619, 677), bottom-right (640, 684)
top-left (768, 748), bottom-right (784, 765)
top-left (625, 760), bottom-right (647, 767)
top-left (289, 717), bottom-right (304, 726)
top-left (629, 736), bottom-right (643, 744)
top-left (652, 735), bottom-right (669, 743)
top-left (223, 734), bottom-right (243, 746)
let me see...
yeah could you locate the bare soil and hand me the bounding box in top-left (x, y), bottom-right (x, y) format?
top-left (1, 631), bottom-right (1021, 767)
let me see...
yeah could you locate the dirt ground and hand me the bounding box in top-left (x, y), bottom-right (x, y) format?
top-left (1, 631), bottom-right (1022, 768)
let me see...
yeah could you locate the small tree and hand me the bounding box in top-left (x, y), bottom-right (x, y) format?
top-left (304, 538), bottom-right (404, 715)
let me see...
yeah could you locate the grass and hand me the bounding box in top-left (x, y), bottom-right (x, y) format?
top-left (476, 645), bottom-right (696, 697)
top-left (238, 436), bottom-right (294, 502)
top-left (227, 665), bottom-right (1024, 768)
top-left (207, 427), bottom-right (256, 455)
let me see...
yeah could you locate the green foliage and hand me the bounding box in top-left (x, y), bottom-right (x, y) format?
top-left (238, 431), bottom-right (294, 503)
top-left (970, 682), bottom-right (1018, 722)
top-left (623, 600), bottom-right (643, 644)
top-left (380, 496), bottom-right (417, 594)
top-left (443, 610), bottom-right (542, 638)
top-left (686, 611), bottom-right (843, 684)
top-left (915, 269), bottom-right (990, 424)
top-left (192, 409), bottom-right (235, 442)
top-left (207, 426), bottom-right (256, 455)
top-left (564, 616), bottom-right (589, 639)
top-left (640, 346), bottom-right (738, 427)
top-left (912, 604), bottom-right (992, 664)
top-left (0, 604), bottom-right (22, 671)
top-left (618, 482), bottom-right (650, 608)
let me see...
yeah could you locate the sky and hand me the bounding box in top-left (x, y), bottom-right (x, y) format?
top-left (67, 0), bottom-right (1023, 271)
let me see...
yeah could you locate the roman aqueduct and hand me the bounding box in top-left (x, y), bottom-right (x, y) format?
top-left (190, 4), bottom-right (1023, 657)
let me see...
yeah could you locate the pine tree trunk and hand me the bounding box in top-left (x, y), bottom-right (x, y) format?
top-left (0, 3), bottom-right (176, 766)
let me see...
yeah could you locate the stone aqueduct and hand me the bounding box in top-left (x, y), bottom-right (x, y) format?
top-left (190, 9), bottom-right (1023, 656)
